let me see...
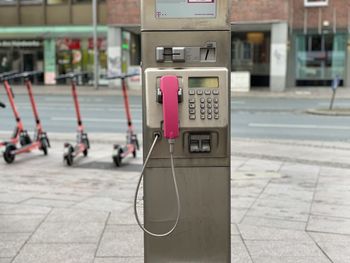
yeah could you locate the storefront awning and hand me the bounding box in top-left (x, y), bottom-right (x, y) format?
top-left (0, 26), bottom-right (108, 39)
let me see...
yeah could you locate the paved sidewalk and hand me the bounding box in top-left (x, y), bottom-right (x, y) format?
top-left (0, 135), bottom-right (350, 262)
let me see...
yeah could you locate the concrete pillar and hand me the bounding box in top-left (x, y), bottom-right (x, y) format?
top-left (107, 26), bottom-right (122, 88)
top-left (345, 35), bottom-right (350, 88)
top-left (270, 22), bottom-right (288, 92)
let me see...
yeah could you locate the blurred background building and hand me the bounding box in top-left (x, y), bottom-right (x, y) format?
top-left (1, 0), bottom-right (350, 91)
top-left (0, 0), bottom-right (107, 85)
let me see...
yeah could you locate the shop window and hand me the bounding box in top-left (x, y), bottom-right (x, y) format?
top-left (56, 38), bottom-right (107, 85)
top-left (231, 31), bottom-right (271, 87)
top-left (0, 0), bottom-right (16, 5)
top-left (20, 0), bottom-right (43, 4)
top-left (296, 33), bottom-right (346, 86)
top-left (47, 0), bottom-right (68, 4)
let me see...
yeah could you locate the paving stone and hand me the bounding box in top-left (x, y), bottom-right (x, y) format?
top-left (94, 257), bottom-right (143, 263)
top-left (96, 225), bottom-right (143, 257)
top-left (231, 235), bottom-right (252, 263)
top-left (239, 225), bottom-right (312, 242)
top-left (45, 208), bottom-right (109, 223)
top-left (307, 215), bottom-right (350, 235)
top-left (0, 192), bottom-right (33, 204)
top-left (21, 198), bottom-right (76, 208)
top-left (231, 208), bottom-right (248, 224)
top-left (72, 197), bottom-right (131, 212)
top-left (231, 224), bottom-right (240, 235)
top-left (12, 243), bottom-right (96, 263)
top-left (311, 203), bottom-right (350, 218)
top-left (30, 221), bottom-right (105, 243)
top-left (0, 204), bottom-right (51, 215)
top-left (245, 241), bottom-right (325, 258)
top-left (245, 197), bottom-right (311, 222)
top-left (240, 215), bottom-right (307, 230)
top-left (309, 232), bottom-right (350, 262)
top-left (237, 159), bottom-right (282, 173)
top-left (108, 206), bottom-right (135, 225)
top-left (0, 215), bottom-right (45, 233)
top-left (0, 233), bottom-right (30, 258)
top-left (0, 258), bottom-right (12, 263)
top-left (280, 163), bottom-right (320, 180)
top-left (252, 256), bottom-right (331, 263)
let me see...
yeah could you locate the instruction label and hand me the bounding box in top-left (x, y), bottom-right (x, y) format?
top-left (155, 0), bottom-right (216, 19)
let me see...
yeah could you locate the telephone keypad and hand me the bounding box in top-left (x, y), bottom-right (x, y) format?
top-left (189, 90), bottom-right (195, 95)
top-left (188, 89), bottom-right (220, 121)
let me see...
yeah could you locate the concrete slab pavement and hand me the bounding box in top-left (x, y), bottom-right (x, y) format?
top-left (0, 135), bottom-right (349, 262)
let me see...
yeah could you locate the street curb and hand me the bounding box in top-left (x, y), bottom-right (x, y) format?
top-left (305, 108), bottom-right (350, 116)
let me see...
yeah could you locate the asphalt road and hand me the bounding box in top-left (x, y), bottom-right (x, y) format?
top-left (1, 94), bottom-right (350, 141)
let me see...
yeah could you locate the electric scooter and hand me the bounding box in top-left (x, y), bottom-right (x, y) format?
top-left (0, 71), bottom-right (31, 149)
top-left (2, 71), bottom-right (50, 164)
top-left (107, 73), bottom-right (140, 166)
top-left (56, 72), bottom-right (90, 166)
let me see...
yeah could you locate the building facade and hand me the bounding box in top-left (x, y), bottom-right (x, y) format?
top-left (107, 0), bottom-right (350, 91)
top-left (0, 0), bottom-right (107, 84)
top-left (1, 0), bottom-right (349, 90)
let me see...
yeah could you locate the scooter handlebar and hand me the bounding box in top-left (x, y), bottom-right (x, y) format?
top-left (55, 72), bottom-right (90, 81)
top-left (0, 71), bottom-right (19, 81)
top-left (2, 71), bottom-right (43, 81)
top-left (105, 73), bottom-right (139, 80)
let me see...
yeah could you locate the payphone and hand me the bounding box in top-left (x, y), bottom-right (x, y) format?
top-left (135, 0), bottom-right (231, 262)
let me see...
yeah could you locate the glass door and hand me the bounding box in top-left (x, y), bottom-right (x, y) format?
top-left (296, 33), bottom-right (346, 86)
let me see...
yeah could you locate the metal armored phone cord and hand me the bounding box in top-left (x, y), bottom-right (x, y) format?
top-left (134, 135), bottom-right (181, 237)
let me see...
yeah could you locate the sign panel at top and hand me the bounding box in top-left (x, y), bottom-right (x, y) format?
top-left (304, 0), bottom-right (328, 7)
top-left (155, 0), bottom-right (216, 19)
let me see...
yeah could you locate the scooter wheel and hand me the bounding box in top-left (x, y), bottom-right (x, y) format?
top-left (113, 145), bottom-right (123, 167)
top-left (40, 138), bottom-right (49, 155)
top-left (132, 148), bottom-right (137, 158)
top-left (82, 137), bottom-right (89, 157)
top-left (3, 144), bottom-right (16, 164)
top-left (65, 152), bottom-right (74, 166)
top-left (64, 144), bottom-right (74, 166)
top-left (20, 134), bottom-right (31, 146)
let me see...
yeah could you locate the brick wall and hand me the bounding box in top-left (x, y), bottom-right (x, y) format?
top-left (231, 0), bottom-right (289, 23)
top-left (107, 0), bottom-right (350, 30)
top-left (107, 0), bottom-right (140, 25)
top-left (293, 0), bottom-right (350, 30)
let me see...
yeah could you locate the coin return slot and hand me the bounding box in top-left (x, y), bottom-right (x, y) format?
top-left (189, 134), bottom-right (211, 153)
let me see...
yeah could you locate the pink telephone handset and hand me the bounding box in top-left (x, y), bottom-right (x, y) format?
top-left (160, 75), bottom-right (179, 140)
